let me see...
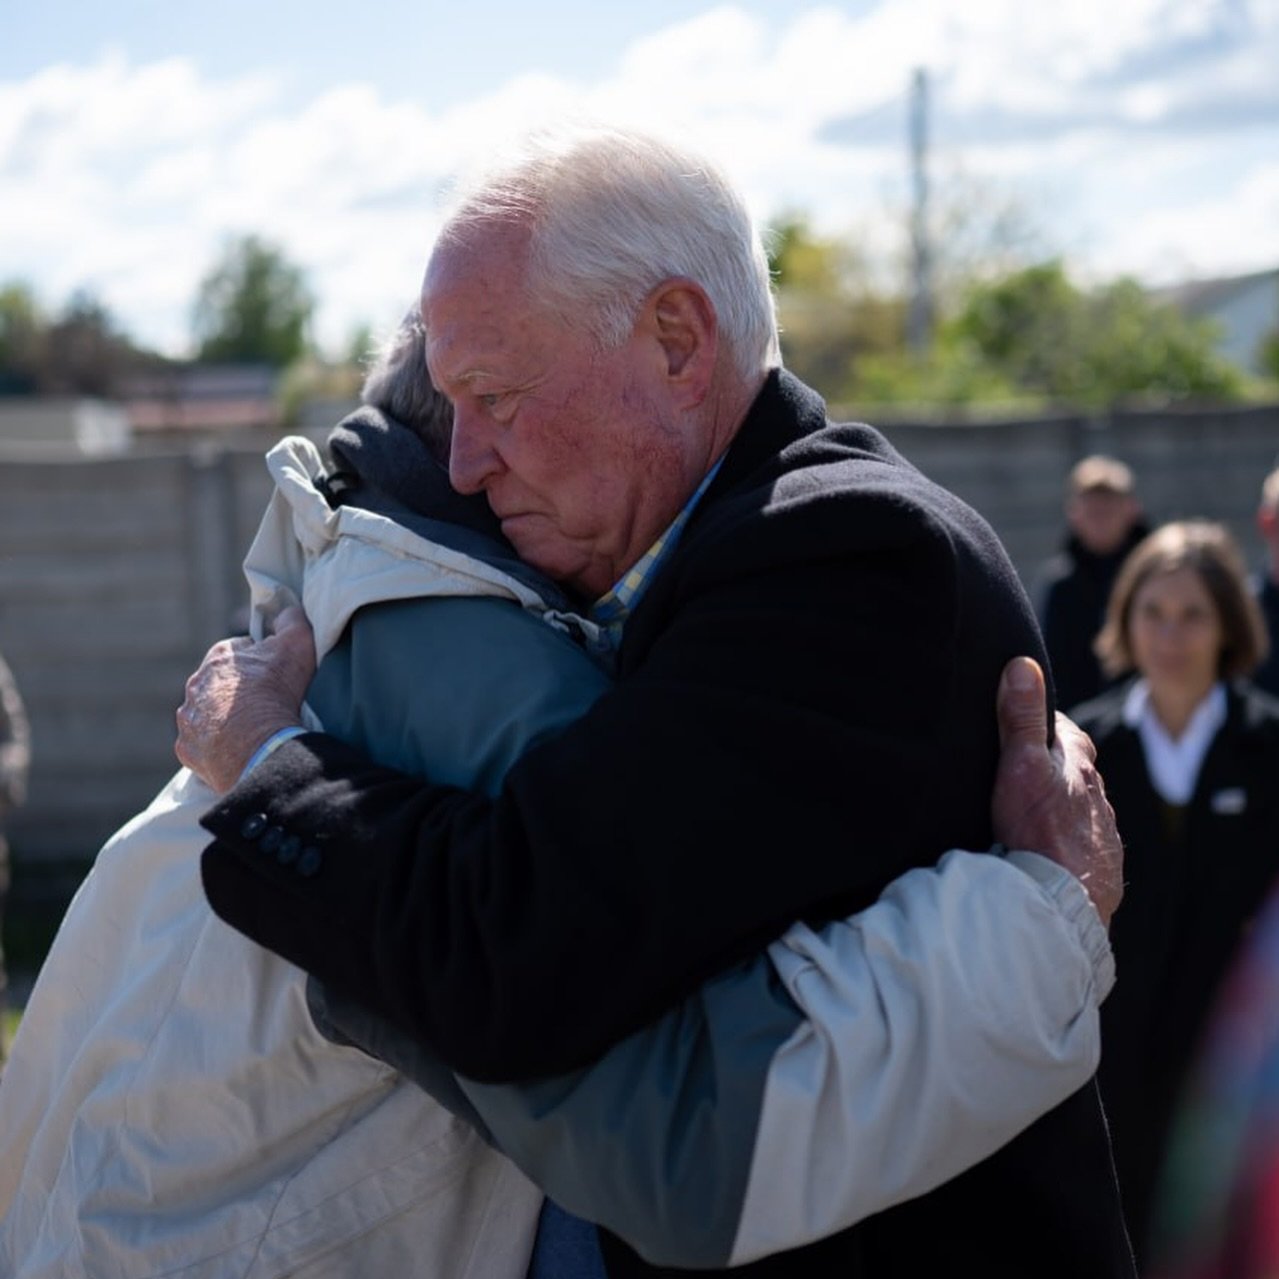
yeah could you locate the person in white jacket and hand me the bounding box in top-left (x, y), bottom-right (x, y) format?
top-left (0, 311), bottom-right (1118, 1278)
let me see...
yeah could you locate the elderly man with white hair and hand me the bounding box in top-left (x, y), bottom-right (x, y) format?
top-left (179, 125), bottom-right (1135, 1278)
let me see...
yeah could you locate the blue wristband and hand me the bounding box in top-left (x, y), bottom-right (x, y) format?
top-left (240, 726), bottom-right (307, 781)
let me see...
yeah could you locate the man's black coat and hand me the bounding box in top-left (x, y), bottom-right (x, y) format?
top-left (201, 370), bottom-right (1134, 1277)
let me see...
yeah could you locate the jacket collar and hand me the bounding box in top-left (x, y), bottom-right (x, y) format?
top-left (694, 368), bottom-right (830, 521)
top-left (1105, 676), bottom-right (1279, 747)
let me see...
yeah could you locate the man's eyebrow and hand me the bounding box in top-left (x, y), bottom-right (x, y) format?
top-left (445, 368), bottom-right (496, 392)
top-left (424, 348), bottom-right (480, 391)
top-left (448, 363), bottom-right (519, 393)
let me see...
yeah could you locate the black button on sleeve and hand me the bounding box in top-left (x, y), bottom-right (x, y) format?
top-left (240, 812), bottom-right (269, 841)
top-left (259, 826), bottom-right (284, 855)
top-left (276, 834), bottom-right (302, 865)
top-left (297, 847), bottom-right (323, 878)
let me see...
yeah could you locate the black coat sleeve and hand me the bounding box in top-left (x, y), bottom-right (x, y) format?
top-left (201, 474), bottom-right (1033, 1083)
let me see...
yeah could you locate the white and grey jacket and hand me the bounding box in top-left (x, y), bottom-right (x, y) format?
top-left (0, 427), bottom-right (565, 1279)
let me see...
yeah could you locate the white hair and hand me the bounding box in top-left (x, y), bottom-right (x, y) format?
top-left (436, 124), bottom-right (781, 382)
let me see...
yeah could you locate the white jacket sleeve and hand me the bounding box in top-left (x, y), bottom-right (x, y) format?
top-left (454, 846), bottom-right (1113, 1269)
top-left (729, 848), bottom-right (1113, 1266)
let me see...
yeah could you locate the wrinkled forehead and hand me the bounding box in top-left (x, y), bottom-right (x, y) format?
top-left (423, 219), bottom-right (534, 311)
top-left (420, 225), bottom-right (560, 389)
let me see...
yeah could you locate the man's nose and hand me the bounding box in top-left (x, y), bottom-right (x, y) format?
top-left (448, 406), bottom-right (502, 495)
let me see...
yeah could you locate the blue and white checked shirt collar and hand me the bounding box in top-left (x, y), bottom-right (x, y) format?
top-left (589, 457), bottom-right (725, 650)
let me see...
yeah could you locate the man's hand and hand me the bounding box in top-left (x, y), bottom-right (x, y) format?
top-left (992, 656), bottom-right (1123, 928)
top-left (175, 606), bottom-right (316, 794)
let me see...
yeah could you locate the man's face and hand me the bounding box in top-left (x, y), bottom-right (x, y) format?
top-left (1067, 489), bottom-right (1140, 555)
top-left (422, 223), bottom-right (702, 599)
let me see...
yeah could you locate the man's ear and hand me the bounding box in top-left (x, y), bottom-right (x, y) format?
top-left (640, 278), bottom-right (718, 409)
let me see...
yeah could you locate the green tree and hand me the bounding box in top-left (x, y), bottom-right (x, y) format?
top-left (0, 281), bottom-right (44, 392)
top-left (43, 289), bottom-right (136, 396)
top-left (847, 344), bottom-right (1023, 410)
top-left (949, 261), bottom-right (1240, 407)
top-left (767, 213), bottom-right (904, 402)
top-left (192, 235), bottom-right (313, 367)
top-left (1260, 328), bottom-right (1279, 382)
top-left (0, 283), bottom-right (153, 396)
top-left (949, 261), bottom-right (1086, 397)
top-left (765, 185), bottom-right (1052, 407)
top-left (1085, 278), bottom-right (1241, 402)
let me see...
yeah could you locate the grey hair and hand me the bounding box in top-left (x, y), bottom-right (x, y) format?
top-left (360, 307), bottom-right (453, 459)
top-left (437, 124), bottom-right (781, 382)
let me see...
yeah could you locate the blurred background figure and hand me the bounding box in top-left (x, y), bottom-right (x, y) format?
top-left (1149, 875), bottom-right (1279, 1279)
top-left (1037, 455), bottom-right (1148, 711)
top-left (0, 648), bottom-right (30, 1065)
top-left (1071, 521), bottom-right (1279, 1269)
top-left (1251, 464), bottom-right (1279, 698)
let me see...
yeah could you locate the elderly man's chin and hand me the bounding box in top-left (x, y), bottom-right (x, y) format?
top-left (499, 512), bottom-right (552, 555)
top-left (501, 515), bottom-right (599, 595)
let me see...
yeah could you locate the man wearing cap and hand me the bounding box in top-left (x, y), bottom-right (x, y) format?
top-left (1037, 454), bottom-right (1148, 711)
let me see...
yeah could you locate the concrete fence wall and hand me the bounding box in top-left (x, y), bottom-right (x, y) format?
top-left (1, 403), bottom-right (1277, 918)
top-left (0, 440), bottom-right (276, 914)
top-left (869, 401), bottom-right (1279, 580)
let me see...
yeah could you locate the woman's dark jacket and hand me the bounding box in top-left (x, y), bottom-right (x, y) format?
top-left (1074, 678), bottom-right (1279, 1259)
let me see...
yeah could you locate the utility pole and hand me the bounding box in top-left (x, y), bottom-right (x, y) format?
top-left (906, 66), bottom-right (934, 354)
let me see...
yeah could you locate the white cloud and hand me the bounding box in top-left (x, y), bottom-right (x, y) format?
top-left (0, 49), bottom-right (274, 172)
top-left (1, 2), bottom-right (1277, 354)
top-left (1094, 161), bottom-right (1279, 284)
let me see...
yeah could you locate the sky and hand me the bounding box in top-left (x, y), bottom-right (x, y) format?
top-left (4, 0), bottom-right (1278, 356)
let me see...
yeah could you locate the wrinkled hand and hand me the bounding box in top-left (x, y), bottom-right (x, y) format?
top-left (175, 606), bottom-right (316, 794)
top-left (991, 656), bottom-right (1123, 928)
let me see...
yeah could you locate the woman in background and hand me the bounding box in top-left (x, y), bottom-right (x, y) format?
top-left (1072, 520), bottom-right (1279, 1269)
